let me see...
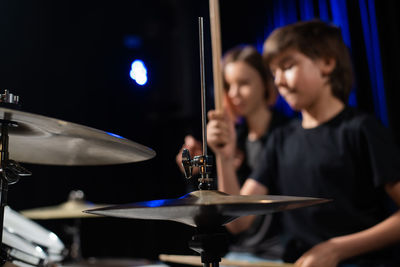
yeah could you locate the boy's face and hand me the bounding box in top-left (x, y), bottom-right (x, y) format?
top-left (269, 49), bottom-right (333, 111)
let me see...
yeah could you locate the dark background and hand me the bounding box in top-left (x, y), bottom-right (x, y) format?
top-left (0, 0), bottom-right (399, 263)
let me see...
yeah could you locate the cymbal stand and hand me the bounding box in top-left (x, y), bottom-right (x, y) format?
top-left (182, 17), bottom-right (214, 191)
top-left (64, 190), bottom-right (85, 262)
top-left (64, 218), bottom-right (83, 261)
top-left (182, 18), bottom-right (227, 267)
top-left (0, 90), bottom-right (32, 265)
top-left (189, 228), bottom-right (228, 267)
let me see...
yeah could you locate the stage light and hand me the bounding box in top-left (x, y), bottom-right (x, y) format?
top-left (130, 60), bottom-right (148, 86)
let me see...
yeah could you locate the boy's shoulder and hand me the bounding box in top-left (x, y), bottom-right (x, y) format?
top-left (276, 107), bottom-right (383, 136)
top-left (269, 115), bottom-right (301, 140)
top-left (336, 107), bottom-right (394, 146)
top-left (340, 106), bottom-right (384, 131)
top-left (268, 106), bottom-right (386, 140)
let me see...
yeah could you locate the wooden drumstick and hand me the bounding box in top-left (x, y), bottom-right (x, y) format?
top-left (159, 254), bottom-right (295, 267)
top-left (209, 0), bottom-right (224, 111)
top-left (209, 0), bottom-right (229, 148)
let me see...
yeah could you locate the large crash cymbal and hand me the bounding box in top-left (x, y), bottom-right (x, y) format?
top-left (0, 107), bottom-right (156, 165)
top-left (84, 190), bottom-right (330, 228)
top-left (20, 199), bottom-right (107, 219)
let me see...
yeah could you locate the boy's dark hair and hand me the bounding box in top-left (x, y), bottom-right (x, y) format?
top-left (222, 45), bottom-right (274, 101)
top-left (263, 19), bottom-right (354, 103)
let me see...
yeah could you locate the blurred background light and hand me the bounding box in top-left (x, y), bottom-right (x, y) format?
top-left (130, 59), bottom-right (148, 86)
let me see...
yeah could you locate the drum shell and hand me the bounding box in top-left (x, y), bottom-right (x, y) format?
top-left (4, 206), bottom-right (65, 263)
top-left (2, 229), bottom-right (47, 267)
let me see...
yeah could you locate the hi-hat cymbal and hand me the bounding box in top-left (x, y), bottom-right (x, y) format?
top-left (84, 190), bottom-right (330, 228)
top-left (0, 107), bottom-right (156, 165)
top-left (20, 199), bottom-right (107, 219)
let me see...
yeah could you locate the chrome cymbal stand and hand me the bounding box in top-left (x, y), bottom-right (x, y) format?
top-left (0, 90), bottom-right (32, 265)
top-left (181, 18), bottom-right (228, 267)
top-left (181, 17), bottom-right (214, 191)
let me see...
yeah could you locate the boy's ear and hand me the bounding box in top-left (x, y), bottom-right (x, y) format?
top-left (321, 57), bottom-right (336, 75)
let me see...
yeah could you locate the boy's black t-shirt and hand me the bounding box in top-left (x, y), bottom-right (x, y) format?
top-left (251, 107), bottom-right (400, 262)
top-left (236, 109), bottom-right (291, 183)
top-left (229, 109), bottom-right (290, 259)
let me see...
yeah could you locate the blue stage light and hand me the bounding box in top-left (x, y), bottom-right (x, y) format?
top-left (130, 60), bottom-right (148, 86)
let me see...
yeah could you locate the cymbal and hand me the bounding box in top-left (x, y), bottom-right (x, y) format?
top-left (159, 254), bottom-right (294, 267)
top-left (0, 107), bottom-right (156, 165)
top-left (20, 199), bottom-right (107, 219)
top-left (84, 190), bottom-right (330, 228)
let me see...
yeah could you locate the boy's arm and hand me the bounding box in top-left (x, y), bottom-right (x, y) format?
top-left (216, 153), bottom-right (268, 233)
top-left (207, 109), bottom-right (269, 233)
top-left (333, 181), bottom-right (400, 259)
top-left (296, 181), bottom-right (400, 267)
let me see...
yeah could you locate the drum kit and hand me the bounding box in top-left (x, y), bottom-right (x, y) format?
top-left (0, 87), bottom-right (329, 267)
top-left (0, 18), bottom-right (329, 267)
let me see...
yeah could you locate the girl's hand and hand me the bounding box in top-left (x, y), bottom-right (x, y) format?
top-left (207, 110), bottom-right (237, 160)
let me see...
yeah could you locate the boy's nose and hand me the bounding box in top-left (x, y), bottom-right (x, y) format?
top-left (274, 69), bottom-right (286, 87)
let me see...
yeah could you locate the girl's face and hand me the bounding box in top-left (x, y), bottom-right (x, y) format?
top-left (224, 61), bottom-right (267, 117)
top-left (269, 49), bottom-right (333, 111)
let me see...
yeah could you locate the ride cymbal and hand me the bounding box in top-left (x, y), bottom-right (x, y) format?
top-left (84, 190), bottom-right (330, 228)
top-left (0, 107), bottom-right (156, 165)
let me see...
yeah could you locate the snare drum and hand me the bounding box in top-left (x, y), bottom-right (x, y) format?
top-left (4, 206), bottom-right (66, 264)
